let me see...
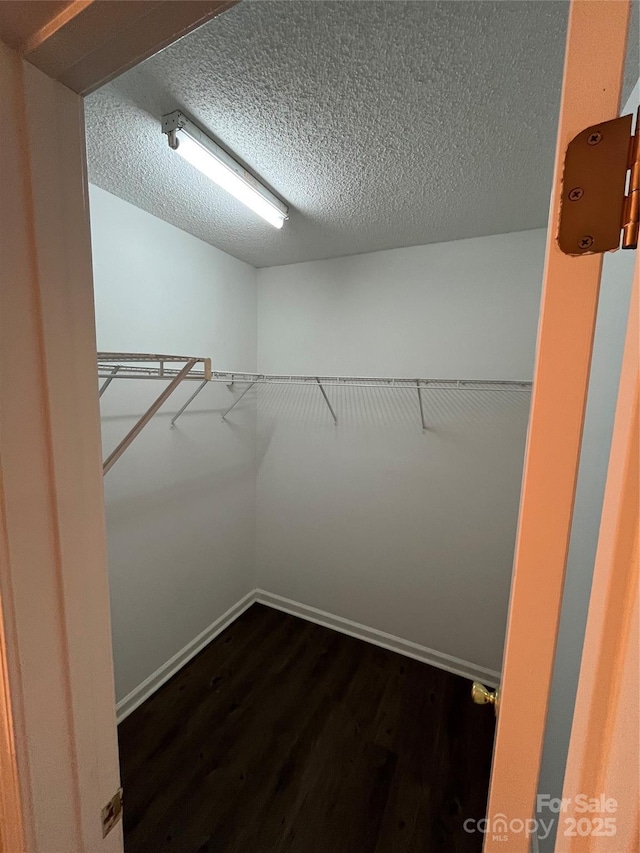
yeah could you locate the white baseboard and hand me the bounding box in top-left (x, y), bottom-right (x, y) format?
top-left (256, 589), bottom-right (501, 687)
top-left (115, 590), bottom-right (257, 722)
top-left (116, 588), bottom-right (500, 722)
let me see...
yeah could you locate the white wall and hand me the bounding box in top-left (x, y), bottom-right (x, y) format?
top-left (256, 229), bottom-right (546, 674)
top-left (90, 185), bottom-right (257, 704)
top-left (91, 191), bottom-right (546, 701)
top-left (536, 80), bottom-right (639, 851)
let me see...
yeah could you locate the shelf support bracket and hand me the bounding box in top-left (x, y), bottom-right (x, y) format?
top-left (316, 378), bottom-right (338, 424)
top-left (416, 381), bottom-right (427, 431)
top-left (99, 365), bottom-right (120, 397)
top-left (221, 381), bottom-right (256, 420)
top-left (170, 379), bottom-right (208, 429)
top-left (103, 359), bottom-right (197, 475)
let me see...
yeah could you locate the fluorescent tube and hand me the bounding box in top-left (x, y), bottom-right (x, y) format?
top-left (162, 111), bottom-right (288, 229)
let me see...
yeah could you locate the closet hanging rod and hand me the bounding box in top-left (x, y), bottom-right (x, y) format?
top-left (98, 366), bottom-right (210, 382)
top-left (97, 352), bottom-right (533, 467)
top-left (97, 362), bottom-right (532, 392)
top-left (208, 373), bottom-right (532, 391)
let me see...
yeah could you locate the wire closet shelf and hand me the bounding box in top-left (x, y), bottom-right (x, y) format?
top-left (97, 352), bottom-right (533, 474)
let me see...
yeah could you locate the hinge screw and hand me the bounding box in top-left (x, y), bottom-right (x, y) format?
top-left (579, 235), bottom-right (594, 249)
top-left (568, 187), bottom-right (584, 201)
top-left (587, 131), bottom-right (603, 146)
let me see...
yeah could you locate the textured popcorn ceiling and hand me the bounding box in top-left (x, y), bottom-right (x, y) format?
top-left (85, 0), bottom-right (638, 269)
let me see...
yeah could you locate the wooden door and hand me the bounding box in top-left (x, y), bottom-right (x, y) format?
top-left (483, 1), bottom-right (636, 851)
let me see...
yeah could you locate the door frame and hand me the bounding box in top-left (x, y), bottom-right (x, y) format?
top-left (0, 1), bottom-right (635, 850)
top-left (0, 4), bottom-right (237, 851)
top-left (0, 45), bottom-right (126, 853)
top-left (485, 2), bottom-right (633, 850)
top-left (557, 257), bottom-right (639, 852)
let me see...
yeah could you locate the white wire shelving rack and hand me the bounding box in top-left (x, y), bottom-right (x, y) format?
top-left (97, 353), bottom-right (533, 474)
top-left (98, 353), bottom-right (211, 474)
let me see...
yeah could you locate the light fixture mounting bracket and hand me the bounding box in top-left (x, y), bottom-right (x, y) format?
top-left (161, 110), bottom-right (188, 135)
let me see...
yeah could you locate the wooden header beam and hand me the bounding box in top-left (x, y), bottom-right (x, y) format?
top-left (0, 0), bottom-right (239, 96)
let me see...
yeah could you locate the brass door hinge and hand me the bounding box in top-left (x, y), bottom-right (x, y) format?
top-left (557, 108), bottom-right (639, 255)
top-left (101, 788), bottom-right (123, 838)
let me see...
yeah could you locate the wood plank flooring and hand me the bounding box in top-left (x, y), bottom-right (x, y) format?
top-left (118, 604), bottom-right (495, 852)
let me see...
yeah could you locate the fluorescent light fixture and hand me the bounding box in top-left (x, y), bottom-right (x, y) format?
top-left (162, 111), bottom-right (288, 229)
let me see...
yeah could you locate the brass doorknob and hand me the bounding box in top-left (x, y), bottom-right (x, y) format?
top-left (471, 682), bottom-right (500, 716)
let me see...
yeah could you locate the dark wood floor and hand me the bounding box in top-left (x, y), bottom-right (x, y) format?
top-left (119, 604), bottom-right (495, 853)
